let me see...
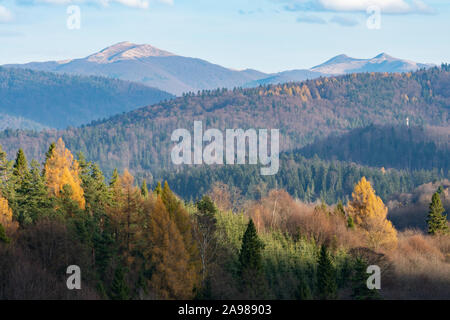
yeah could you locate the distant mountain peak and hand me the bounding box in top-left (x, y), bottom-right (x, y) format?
top-left (86, 41), bottom-right (175, 63)
top-left (372, 52), bottom-right (395, 61)
top-left (311, 52), bottom-right (433, 75)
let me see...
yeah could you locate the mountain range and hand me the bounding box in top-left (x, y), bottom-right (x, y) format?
top-left (0, 66), bottom-right (447, 182)
top-left (4, 42), bottom-right (435, 95)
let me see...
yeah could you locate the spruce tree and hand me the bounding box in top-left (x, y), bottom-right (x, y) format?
top-left (239, 219), bottom-right (264, 273)
top-left (317, 244), bottom-right (337, 300)
top-left (13, 149), bottom-right (28, 179)
top-left (15, 160), bottom-right (53, 225)
top-left (427, 192), bottom-right (449, 235)
top-left (239, 219), bottom-right (266, 298)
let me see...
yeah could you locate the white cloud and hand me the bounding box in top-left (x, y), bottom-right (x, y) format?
top-left (280, 0), bottom-right (434, 14)
top-left (114, 0), bottom-right (149, 9)
top-left (17, 0), bottom-right (173, 9)
top-left (0, 5), bottom-right (13, 23)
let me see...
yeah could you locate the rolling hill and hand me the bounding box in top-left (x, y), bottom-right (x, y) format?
top-left (0, 65), bottom-right (448, 182)
top-left (0, 67), bottom-right (174, 129)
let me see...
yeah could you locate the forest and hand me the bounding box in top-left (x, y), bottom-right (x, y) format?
top-left (0, 67), bottom-right (173, 129)
top-left (0, 139), bottom-right (449, 299)
top-left (0, 66), bottom-right (448, 180)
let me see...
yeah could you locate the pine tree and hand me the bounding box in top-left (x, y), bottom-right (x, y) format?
top-left (239, 219), bottom-right (264, 273)
top-left (110, 266), bottom-right (130, 300)
top-left (317, 244), bottom-right (337, 300)
top-left (427, 192), bottom-right (449, 235)
top-left (140, 179), bottom-right (149, 198)
top-left (13, 149), bottom-right (28, 179)
top-left (15, 160), bottom-right (53, 225)
top-left (346, 177), bottom-right (397, 250)
top-left (238, 219), bottom-right (266, 298)
top-left (44, 138), bottom-right (85, 209)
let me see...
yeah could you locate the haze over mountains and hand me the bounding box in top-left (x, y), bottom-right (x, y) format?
top-left (5, 41), bottom-right (434, 95)
top-left (0, 67), bottom-right (173, 129)
top-left (1, 66), bottom-right (448, 182)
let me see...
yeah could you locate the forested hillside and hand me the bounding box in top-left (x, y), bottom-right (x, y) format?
top-left (299, 125), bottom-right (449, 172)
top-left (161, 153), bottom-right (445, 204)
top-left (0, 66), bottom-right (448, 178)
top-left (0, 67), bottom-right (174, 129)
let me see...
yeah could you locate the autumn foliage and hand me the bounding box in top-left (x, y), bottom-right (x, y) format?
top-left (44, 138), bottom-right (85, 209)
top-left (346, 177), bottom-right (398, 251)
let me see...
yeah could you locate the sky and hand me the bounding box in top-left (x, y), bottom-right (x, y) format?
top-left (0, 0), bottom-right (449, 73)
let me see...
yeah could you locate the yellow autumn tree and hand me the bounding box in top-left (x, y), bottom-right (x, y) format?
top-left (346, 177), bottom-right (397, 251)
top-left (44, 138), bottom-right (85, 209)
top-left (0, 194), bottom-right (18, 234)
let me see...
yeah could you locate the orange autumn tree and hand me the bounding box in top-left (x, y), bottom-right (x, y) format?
top-left (44, 138), bottom-right (85, 209)
top-left (0, 194), bottom-right (18, 237)
top-left (346, 177), bottom-right (397, 251)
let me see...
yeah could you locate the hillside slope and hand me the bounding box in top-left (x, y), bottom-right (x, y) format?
top-left (0, 67), bottom-right (174, 129)
top-left (299, 125), bottom-right (449, 172)
top-left (0, 66), bottom-right (448, 179)
top-left (5, 42), bottom-right (268, 96)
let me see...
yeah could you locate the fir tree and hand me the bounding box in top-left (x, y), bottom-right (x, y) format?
top-left (13, 149), bottom-right (28, 179)
top-left (239, 219), bottom-right (264, 273)
top-left (317, 244), bottom-right (337, 300)
top-left (427, 192), bottom-right (449, 235)
top-left (238, 219), bottom-right (266, 298)
top-left (15, 160), bottom-right (53, 225)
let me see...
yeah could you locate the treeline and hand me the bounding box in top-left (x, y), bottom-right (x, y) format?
top-left (0, 67), bottom-right (173, 129)
top-left (0, 140), bottom-right (449, 299)
top-left (0, 66), bottom-right (448, 177)
top-left (161, 153), bottom-right (445, 206)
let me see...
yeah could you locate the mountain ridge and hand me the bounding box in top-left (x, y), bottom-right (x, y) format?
top-left (4, 42), bottom-right (435, 95)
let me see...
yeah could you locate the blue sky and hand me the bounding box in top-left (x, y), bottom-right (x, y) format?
top-left (0, 0), bottom-right (449, 73)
